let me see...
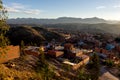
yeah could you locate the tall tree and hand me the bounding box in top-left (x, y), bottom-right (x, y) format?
top-left (90, 53), bottom-right (100, 80)
top-left (0, 0), bottom-right (9, 47)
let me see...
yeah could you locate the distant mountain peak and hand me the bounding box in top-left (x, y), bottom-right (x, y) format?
top-left (57, 17), bottom-right (81, 19)
top-left (7, 17), bottom-right (118, 24)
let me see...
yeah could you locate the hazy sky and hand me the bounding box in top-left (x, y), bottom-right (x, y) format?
top-left (2, 0), bottom-right (120, 20)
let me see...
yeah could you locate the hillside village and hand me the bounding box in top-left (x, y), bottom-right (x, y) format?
top-left (0, 28), bottom-right (120, 79)
top-left (0, 0), bottom-right (120, 79)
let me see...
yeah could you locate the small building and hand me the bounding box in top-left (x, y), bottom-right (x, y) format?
top-left (62, 55), bottom-right (90, 70)
top-left (96, 53), bottom-right (107, 59)
top-left (64, 34), bottom-right (71, 39)
top-left (0, 45), bottom-right (20, 63)
top-left (55, 46), bottom-right (64, 51)
top-left (81, 49), bottom-right (93, 54)
top-left (106, 44), bottom-right (115, 50)
top-left (64, 43), bottom-right (74, 50)
top-left (47, 50), bottom-right (64, 58)
top-left (94, 47), bottom-right (101, 53)
top-left (72, 55), bottom-right (89, 70)
top-left (101, 49), bottom-right (108, 54)
top-left (67, 49), bottom-right (83, 58)
top-left (78, 41), bottom-right (84, 46)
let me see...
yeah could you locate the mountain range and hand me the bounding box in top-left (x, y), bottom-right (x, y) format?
top-left (7, 17), bottom-right (119, 24)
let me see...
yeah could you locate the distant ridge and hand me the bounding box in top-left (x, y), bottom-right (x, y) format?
top-left (7, 17), bottom-right (114, 24)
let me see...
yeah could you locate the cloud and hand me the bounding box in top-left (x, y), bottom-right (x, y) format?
top-left (96, 6), bottom-right (106, 9)
top-left (5, 6), bottom-right (21, 13)
top-left (4, 3), bottom-right (41, 15)
top-left (113, 5), bottom-right (120, 8)
top-left (11, 3), bottom-right (25, 9)
top-left (24, 9), bottom-right (41, 15)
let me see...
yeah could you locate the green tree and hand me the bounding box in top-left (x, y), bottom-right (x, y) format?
top-left (20, 40), bottom-right (25, 55)
top-left (90, 53), bottom-right (100, 80)
top-left (77, 68), bottom-right (86, 80)
top-left (20, 40), bottom-right (25, 49)
top-left (35, 49), bottom-right (55, 80)
top-left (0, 0), bottom-right (9, 48)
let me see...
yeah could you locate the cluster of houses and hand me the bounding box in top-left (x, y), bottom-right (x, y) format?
top-left (66, 33), bottom-right (120, 65)
top-left (24, 43), bottom-right (90, 70)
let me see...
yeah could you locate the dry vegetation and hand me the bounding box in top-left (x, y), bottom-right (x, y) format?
top-left (0, 55), bottom-right (37, 80)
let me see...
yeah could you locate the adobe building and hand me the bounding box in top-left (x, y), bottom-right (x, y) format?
top-left (0, 45), bottom-right (20, 63)
top-left (47, 50), bottom-right (64, 58)
top-left (62, 55), bottom-right (90, 70)
top-left (64, 43), bottom-right (74, 51)
top-left (46, 42), bottom-right (90, 70)
top-left (66, 49), bottom-right (83, 58)
top-left (72, 55), bottom-right (89, 70)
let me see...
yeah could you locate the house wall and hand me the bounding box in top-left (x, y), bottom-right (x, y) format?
top-left (72, 56), bottom-right (89, 70)
top-left (0, 46), bottom-right (20, 63)
top-left (47, 50), bottom-right (64, 58)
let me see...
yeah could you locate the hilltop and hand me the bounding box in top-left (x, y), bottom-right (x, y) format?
top-left (7, 25), bottom-right (65, 45)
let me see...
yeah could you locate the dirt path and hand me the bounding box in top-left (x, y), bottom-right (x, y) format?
top-left (99, 66), bottom-right (119, 80)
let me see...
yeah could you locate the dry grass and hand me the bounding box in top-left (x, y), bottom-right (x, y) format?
top-left (0, 64), bottom-right (37, 80)
top-left (0, 55), bottom-right (43, 80)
